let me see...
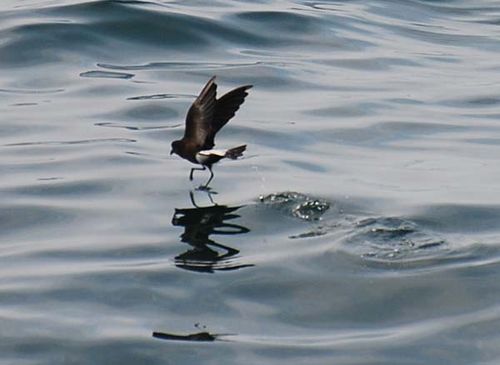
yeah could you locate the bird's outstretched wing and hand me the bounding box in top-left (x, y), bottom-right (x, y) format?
top-left (184, 76), bottom-right (217, 149)
top-left (206, 84), bottom-right (252, 147)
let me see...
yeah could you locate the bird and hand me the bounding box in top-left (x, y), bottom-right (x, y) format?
top-left (170, 76), bottom-right (252, 187)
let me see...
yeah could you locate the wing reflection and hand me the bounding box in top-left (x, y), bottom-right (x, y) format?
top-left (172, 191), bottom-right (253, 273)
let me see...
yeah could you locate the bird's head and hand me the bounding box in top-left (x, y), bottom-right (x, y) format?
top-left (170, 140), bottom-right (181, 156)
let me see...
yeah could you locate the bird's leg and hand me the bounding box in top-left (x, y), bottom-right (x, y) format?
top-left (189, 166), bottom-right (206, 181)
top-left (207, 191), bottom-right (216, 205)
top-left (203, 166), bottom-right (214, 187)
top-left (189, 190), bottom-right (200, 208)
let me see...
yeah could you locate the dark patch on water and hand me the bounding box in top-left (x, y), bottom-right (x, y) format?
top-left (98, 61), bottom-right (264, 71)
top-left (79, 70), bottom-right (135, 79)
top-left (37, 177), bottom-right (63, 181)
top-left (127, 93), bottom-right (193, 100)
top-left (95, 122), bottom-right (180, 131)
top-left (152, 331), bottom-right (218, 342)
top-left (10, 102), bottom-right (38, 107)
top-left (0, 88), bottom-right (64, 94)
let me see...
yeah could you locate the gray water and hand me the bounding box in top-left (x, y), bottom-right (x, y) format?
top-left (2, 0), bottom-right (500, 364)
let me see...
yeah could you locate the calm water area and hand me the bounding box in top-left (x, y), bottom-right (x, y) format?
top-left (2, 0), bottom-right (500, 364)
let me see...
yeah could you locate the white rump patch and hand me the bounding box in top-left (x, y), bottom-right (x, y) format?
top-left (195, 149), bottom-right (227, 164)
top-left (198, 149), bottom-right (227, 156)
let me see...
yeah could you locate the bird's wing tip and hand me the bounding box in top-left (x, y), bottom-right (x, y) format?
top-left (202, 75), bottom-right (217, 90)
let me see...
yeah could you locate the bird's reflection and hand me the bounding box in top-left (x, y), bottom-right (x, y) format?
top-left (172, 191), bottom-right (253, 273)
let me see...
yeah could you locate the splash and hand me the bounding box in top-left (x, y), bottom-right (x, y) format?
top-left (259, 192), bottom-right (330, 221)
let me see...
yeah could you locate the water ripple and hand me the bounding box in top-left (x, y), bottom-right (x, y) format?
top-left (79, 70), bottom-right (135, 79)
top-left (344, 216), bottom-right (446, 262)
top-left (2, 0), bottom-right (500, 364)
top-left (5, 138), bottom-right (136, 147)
top-left (97, 61), bottom-right (266, 71)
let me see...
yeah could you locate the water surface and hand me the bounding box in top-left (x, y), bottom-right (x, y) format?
top-left (2, 0), bottom-right (500, 364)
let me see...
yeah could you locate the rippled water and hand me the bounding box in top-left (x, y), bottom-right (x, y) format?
top-left (2, 0), bottom-right (500, 364)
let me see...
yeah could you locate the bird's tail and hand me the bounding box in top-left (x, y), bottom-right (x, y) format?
top-left (225, 145), bottom-right (246, 160)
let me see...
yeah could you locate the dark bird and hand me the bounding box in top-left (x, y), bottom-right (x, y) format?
top-left (170, 76), bottom-right (252, 187)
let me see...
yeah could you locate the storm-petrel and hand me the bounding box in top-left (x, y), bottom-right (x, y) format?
top-left (170, 76), bottom-right (252, 186)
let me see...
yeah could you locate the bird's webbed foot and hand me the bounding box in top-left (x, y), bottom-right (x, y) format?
top-left (195, 184), bottom-right (217, 193)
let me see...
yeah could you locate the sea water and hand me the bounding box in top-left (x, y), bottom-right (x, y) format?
top-left (2, 1), bottom-right (500, 364)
